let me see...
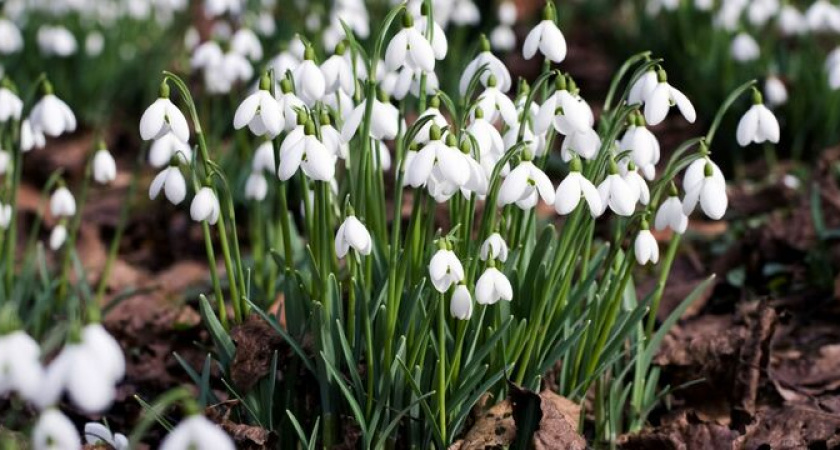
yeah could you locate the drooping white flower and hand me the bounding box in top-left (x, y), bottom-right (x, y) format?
top-left (407, 131), bottom-right (471, 188)
top-left (140, 84), bottom-right (189, 142)
top-left (81, 323), bottom-right (125, 383)
top-left (93, 148), bottom-right (117, 185)
top-left (320, 118), bottom-right (348, 159)
top-left (415, 15), bottom-right (448, 60)
top-left (413, 103), bottom-right (449, 144)
top-left (149, 132), bottom-right (191, 168)
top-left (498, 159), bottom-right (555, 210)
top-left (0, 19), bottom-right (23, 54)
top-left (475, 266), bottom-right (513, 305)
top-left (384, 12), bottom-right (435, 73)
top-left (149, 165), bottom-right (187, 205)
top-left (160, 415), bottom-right (235, 450)
top-left (190, 187), bottom-right (221, 225)
top-left (84, 422), bottom-right (129, 450)
top-left (30, 86), bottom-right (77, 138)
top-left (429, 246), bottom-right (465, 293)
top-left (85, 32), bottom-right (105, 57)
top-left (731, 32), bottom-right (760, 62)
top-left (522, 3), bottom-right (567, 63)
top-left (0, 84), bottom-right (23, 122)
top-left (622, 164), bottom-right (650, 206)
top-left (736, 91), bottom-right (780, 147)
top-left (245, 172), bottom-right (268, 201)
top-left (655, 192), bottom-right (689, 234)
top-left (555, 160), bottom-right (602, 217)
top-left (498, 1), bottom-right (517, 25)
top-left (191, 41), bottom-right (223, 71)
top-left (230, 28), bottom-right (263, 61)
top-left (466, 111), bottom-right (506, 175)
top-left (806, 0), bottom-right (840, 32)
top-left (36, 342), bottom-right (117, 413)
top-left (480, 233), bottom-right (509, 262)
top-left (619, 113), bottom-right (660, 168)
top-left (21, 119), bottom-right (46, 152)
top-left (204, 0), bottom-right (242, 17)
top-left (49, 224), bottom-right (67, 250)
top-left (598, 164), bottom-right (638, 216)
top-left (634, 227), bottom-right (660, 265)
top-left (0, 203), bottom-right (11, 229)
top-left (341, 95), bottom-right (400, 141)
top-left (0, 330), bottom-right (44, 402)
top-left (293, 47), bottom-right (327, 106)
top-left (683, 159), bottom-right (728, 220)
top-left (37, 26), bottom-right (78, 57)
top-left (475, 77), bottom-right (518, 125)
top-left (450, 285), bottom-right (473, 320)
top-left (643, 70), bottom-right (696, 126)
top-left (459, 37), bottom-right (512, 94)
top-left (778, 5), bottom-right (807, 36)
top-left (275, 79), bottom-right (306, 132)
top-left (535, 83), bottom-right (592, 136)
top-left (277, 122), bottom-right (336, 182)
top-left (503, 122), bottom-right (546, 158)
top-left (234, 77), bottom-right (283, 137)
top-left (627, 69), bottom-right (658, 106)
top-left (321, 43), bottom-right (355, 95)
top-left (490, 25), bottom-right (516, 51)
top-left (32, 409), bottom-right (81, 450)
top-left (335, 215), bottom-right (373, 258)
top-left (764, 76), bottom-right (788, 107)
top-left (50, 186), bottom-right (76, 218)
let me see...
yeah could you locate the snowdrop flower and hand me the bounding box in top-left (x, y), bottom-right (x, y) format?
top-left (408, 129), bottom-right (470, 188)
top-left (230, 28), bottom-right (262, 61)
top-left (320, 117), bottom-right (348, 159)
top-left (276, 79), bottom-right (306, 132)
top-left (535, 79), bottom-right (592, 136)
top-left (50, 186), bottom-right (76, 218)
top-left (293, 46), bottom-right (326, 106)
top-left (205, 0), bottom-right (242, 17)
top-left (416, 13), bottom-right (448, 60)
top-left (30, 83), bottom-right (77, 138)
top-left (466, 109), bottom-right (506, 175)
top-left (451, 0), bottom-right (481, 25)
top-left (490, 25), bottom-right (516, 51)
top-left (37, 26), bottom-right (78, 57)
top-left (160, 414), bottom-right (235, 450)
top-left (475, 76), bottom-right (518, 125)
top-left (81, 323), bottom-right (125, 382)
top-left (245, 172), bottom-right (268, 201)
top-left (32, 409), bottom-right (81, 450)
top-left (413, 99), bottom-right (449, 144)
top-left (619, 113), bottom-right (660, 168)
top-left (190, 187), bottom-right (221, 225)
top-left (384, 12), bottom-right (435, 73)
top-left (683, 159), bottom-right (727, 220)
top-left (475, 265), bottom-right (513, 305)
top-left (140, 83), bottom-right (189, 142)
top-left (598, 161), bottom-right (638, 216)
top-left (191, 41), bottom-right (223, 71)
top-left (0, 82), bottom-right (22, 122)
top-left (0, 19), bottom-right (23, 54)
top-left (628, 69), bottom-right (658, 106)
top-left (21, 120), bottom-right (46, 152)
top-left (0, 203), bottom-right (11, 229)
top-left (429, 244), bottom-right (465, 293)
top-left (84, 423), bottom-right (128, 450)
top-left (93, 147), bottom-right (117, 185)
top-left (736, 90), bottom-right (780, 147)
top-left (85, 32), bottom-right (105, 57)
top-left (504, 122), bottom-right (546, 158)
top-left (764, 76), bottom-right (788, 107)
top-left (778, 5), bottom-right (807, 36)
top-left (655, 186), bottom-right (689, 234)
top-left (499, 1), bottom-right (517, 25)
top-left (522, 3), bottom-right (567, 63)
top-left (234, 74), bottom-right (283, 137)
top-left (806, 0), bottom-right (840, 33)
top-left (149, 133), bottom-right (191, 168)
top-left (252, 140), bottom-right (276, 173)
top-left (459, 36), bottom-right (512, 94)
top-left (480, 233), bottom-right (509, 262)
top-left (49, 224), bottom-right (67, 250)
top-left (335, 215), bottom-right (373, 258)
top-left (498, 156), bottom-right (555, 210)
top-left (731, 32), bottom-right (760, 63)
top-left (622, 163), bottom-right (650, 206)
top-left (36, 343), bottom-right (114, 413)
top-left (555, 158), bottom-right (602, 216)
top-left (634, 224), bottom-right (659, 265)
top-left (277, 121), bottom-right (336, 182)
top-left (0, 330), bottom-right (44, 402)
top-left (321, 42), bottom-right (355, 95)
top-left (460, 147), bottom-right (489, 198)
top-left (450, 285), bottom-right (473, 320)
top-left (341, 93), bottom-right (400, 141)
top-left (0, 149), bottom-right (8, 175)
top-left (643, 69), bottom-right (696, 126)
top-left (150, 165), bottom-right (187, 205)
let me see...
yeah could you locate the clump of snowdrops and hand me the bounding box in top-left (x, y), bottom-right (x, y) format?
top-left (0, 74), bottom-right (237, 448)
top-left (586, 0), bottom-right (836, 165)
top-left (135, 0), bottom-right (781, 447)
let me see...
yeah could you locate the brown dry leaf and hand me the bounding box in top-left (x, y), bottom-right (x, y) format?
top-left (735, 408), bottom-right (840, 449)
top-left (230, 315), bottom-right (286, 392)
top-left (619, 411), bottom-right (739, 450)
top-left (207, 406), bottom-right (278, 450)
top-left (455, 389), bottom-right (583, 449)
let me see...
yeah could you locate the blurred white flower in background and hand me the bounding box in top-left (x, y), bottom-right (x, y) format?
top-left (731, 32), bottom-right (760, 62)
top-left (37, 25), bottom-right (78, 57)
top-left (764, 76), bottom-right (788, 107)
top-left (0, 18), bottom-right (23, 54)
top-left (160, 415), bottom-right (235, 450)
top-left (32, 409), bottom-right (81, 450)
